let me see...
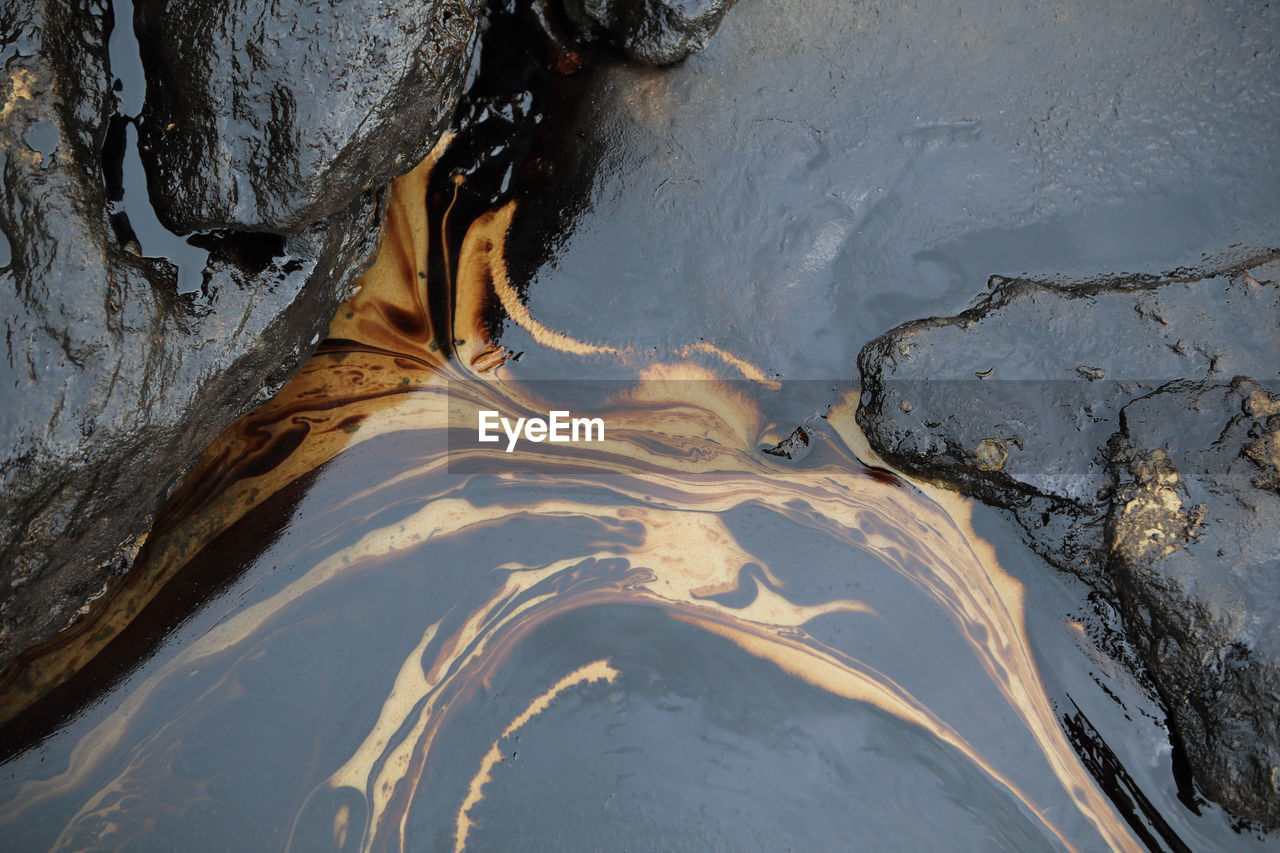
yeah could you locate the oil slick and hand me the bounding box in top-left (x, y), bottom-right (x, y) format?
top-left (453, 659), bottom-right (620, 853)
top-left (0, 135), bottom-right (1144, 853)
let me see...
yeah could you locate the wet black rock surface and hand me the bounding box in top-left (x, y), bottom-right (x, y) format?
top-left (560, 0), bottom-right (736, 65)
top-left (135, 0), bottom-right (485, 233)
top-left (0, 0), bottom-right (383, 667)
top-left (856, 263), bottom-right (1280, 824)
top-left (1108, 379), bottom-right (1280, 827)
top-left (856, 262), bottom-right (1280, 580)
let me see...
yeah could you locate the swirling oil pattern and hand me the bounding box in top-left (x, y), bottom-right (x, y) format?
top-left (0, 127), bottom-right (1154, 852)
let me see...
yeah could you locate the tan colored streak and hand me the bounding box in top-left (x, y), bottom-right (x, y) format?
top-left (333, 804), bottom-right (350, 849)
top-left (0, 134), bottom-right (455, 729)
top-left (677, 613), bottom-right (1079, 853)
top-left (474, 203), bottom-right (623, 358)
top-left (4, 133), bottom-right (1145, 853)
top-left (678, 341), bottom-right (776, 385)
top-left (454, 659), bottom-right (619, 852)
top-left (831, 389), bottom-right (1141, 853)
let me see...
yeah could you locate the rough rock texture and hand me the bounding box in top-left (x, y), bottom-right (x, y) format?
top-left (135, 0), bottom-right (485, 233)
top-left (1109, 380), bottom-right (1280, 824)
top-left (857, 264), bottom-right (1280, 587)
top-left (0, 0), bottom-right (383, 667)
top-left (856, 261), bottom-right (1280, 825)
top-left (560, 0), bottom-right (735, 64)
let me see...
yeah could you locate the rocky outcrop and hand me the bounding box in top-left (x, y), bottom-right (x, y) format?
top-left (560, 0), bottom-right (736, 64)
top-left (856, 261), bottom-right (1280, 825)
top-left (135, 0), bottom-right (486, 233)
top-left (856, 264), bottom-right (1280, 583)
top-left (0, 1), bottom-right (383, 667)
top-left (1108, 380), bottom-right (1280, 825)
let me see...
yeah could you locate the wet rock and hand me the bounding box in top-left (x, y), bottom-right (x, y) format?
top-left (135, 0), bottom-right (484, 233)
top-left (762, 425), bottom-right (811, 460)
top-left (855, 261), bottom-right (1280, 824)
top-left (560, 0), bottom-right (735, 64)
top-left (0, 1), bottom-right (382, 667)
top-left (1108, 380), bottom-right (1280, 827)
top-left (856, 264), bottom-right (1280, 587)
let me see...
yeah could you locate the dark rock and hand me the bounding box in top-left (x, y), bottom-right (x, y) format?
top-left (134, 0), bottom-right (484, 233)
top-left (856, 264), bottom-right (1280, 587)
top-left (762, 425), bottom-right (811, 460)
top-left (855, 261), bottom-right (1280, 824)
top-left (0, 0), bottom-right (383, 667)
top-left (1107, 379), bottom-right (1280, 827)
top-left (560, 0), bottom-right (735, 64)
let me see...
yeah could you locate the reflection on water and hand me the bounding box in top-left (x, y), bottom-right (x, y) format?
top-left (0, 133), bottom-right (1157, 853)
